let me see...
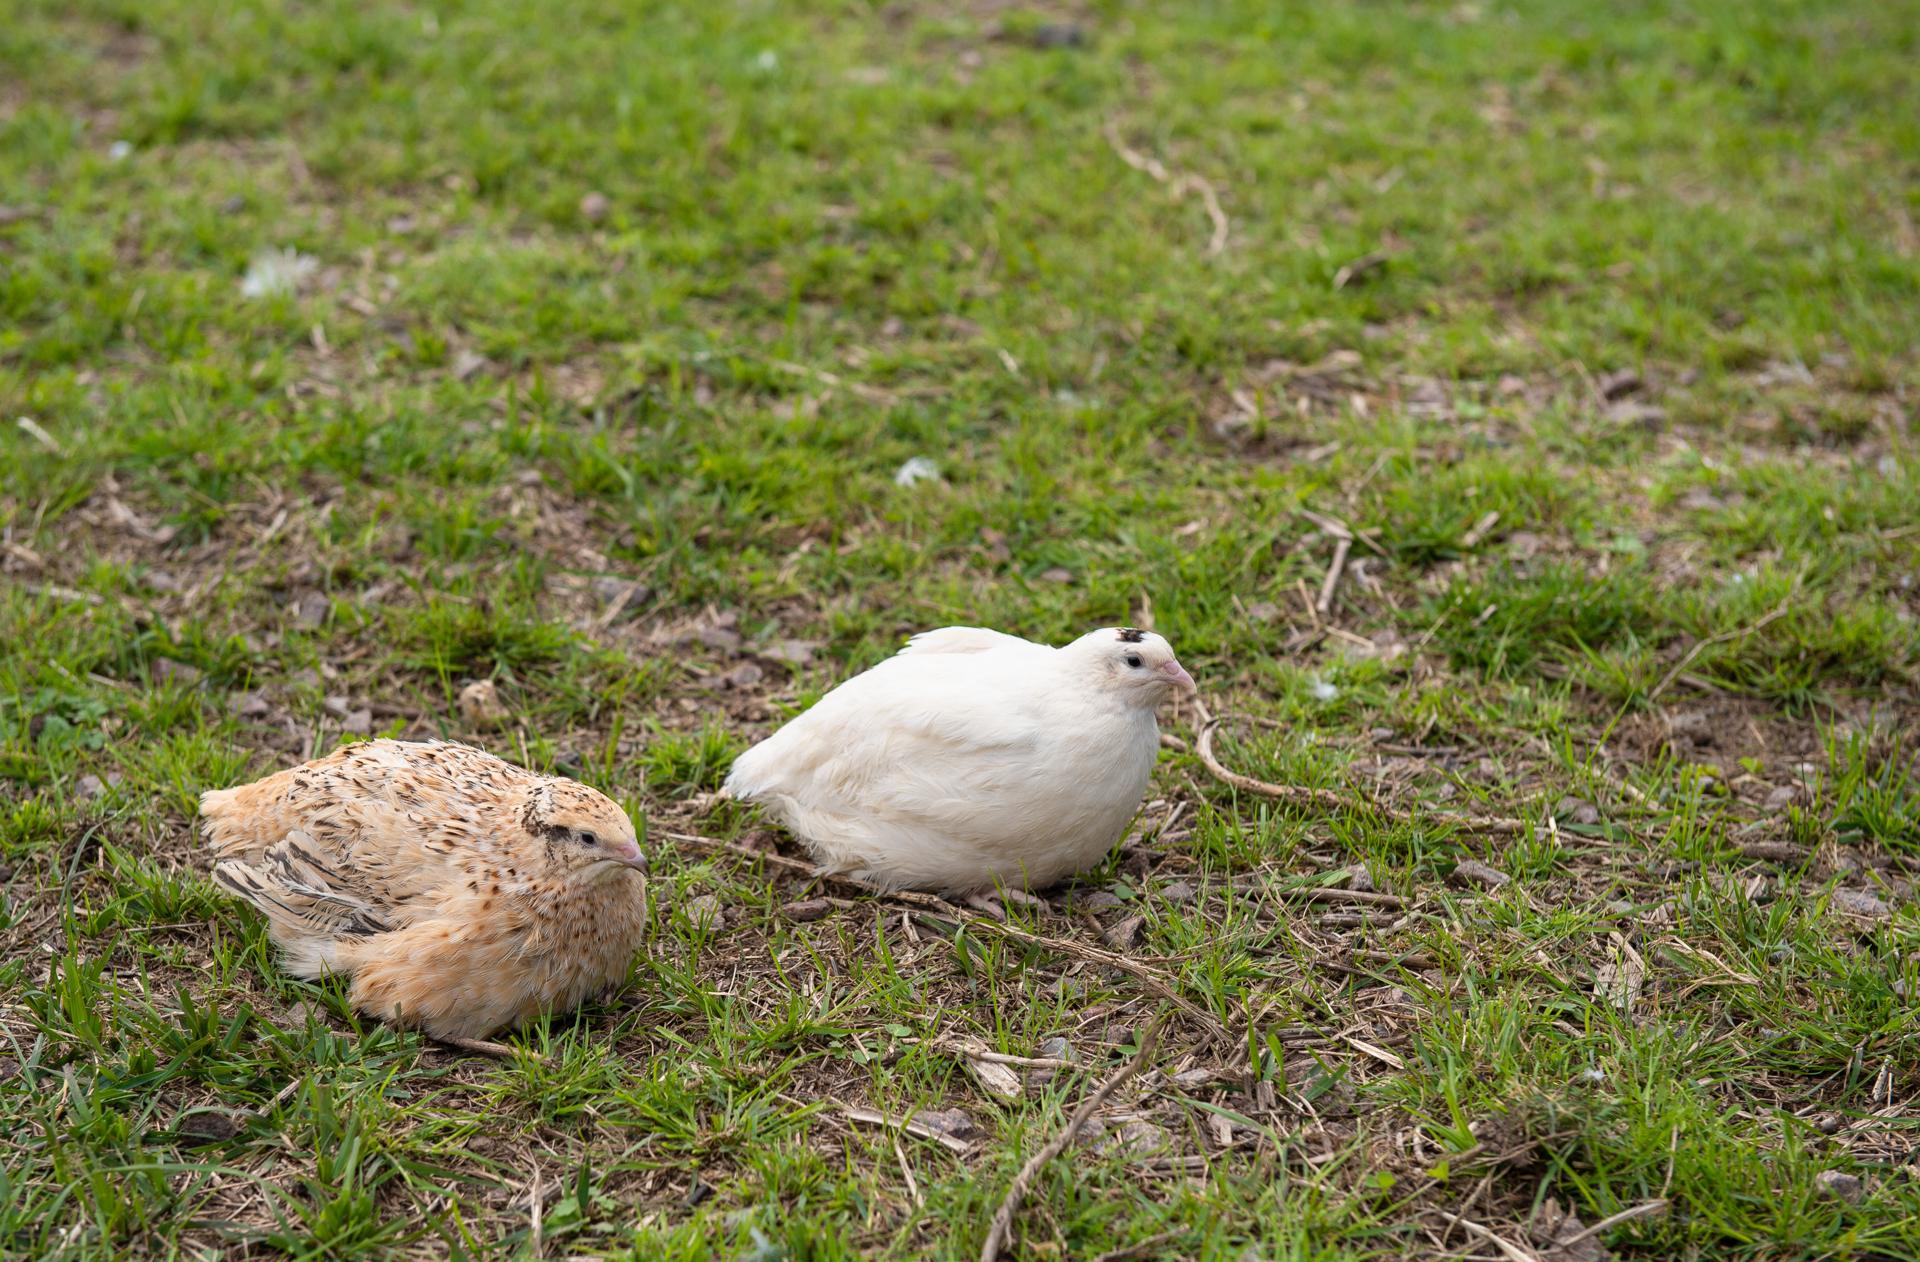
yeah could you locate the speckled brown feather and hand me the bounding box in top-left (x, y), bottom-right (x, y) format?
top-left (202, 740), bottom-right (647, 1040)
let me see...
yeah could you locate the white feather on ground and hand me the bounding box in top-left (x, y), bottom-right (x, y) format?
top-left (723, 626), bottom-right (1196, 894)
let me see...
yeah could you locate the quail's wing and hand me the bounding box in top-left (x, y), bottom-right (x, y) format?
top-left (896, 626), bottom-right (1052, 659)
top-left (726, 653), bottom-right (1050, 827)
top-left (213, 829), bottom-right (395, 942)
top-left (206, 741), bottom-right (524, 908)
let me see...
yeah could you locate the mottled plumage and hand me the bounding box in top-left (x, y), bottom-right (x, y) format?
top-left (724, 626), bottom-right (1196, 894)
top-left (202, 740), bottom-right (647, 1040)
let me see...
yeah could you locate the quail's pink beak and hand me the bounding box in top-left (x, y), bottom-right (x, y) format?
top-left (1161, 659), bottom-right (1197, 693)
top-left (613, 839), bottom-right (648, 872)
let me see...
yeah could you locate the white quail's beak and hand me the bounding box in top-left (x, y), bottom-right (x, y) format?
top-left (612, 839), bottom-right (649, 872)
top-left (1161, 659), bottom-right (1196, 693)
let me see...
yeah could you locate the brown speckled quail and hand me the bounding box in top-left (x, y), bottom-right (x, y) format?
top-left (202, 739), bottom-right (647, 1041)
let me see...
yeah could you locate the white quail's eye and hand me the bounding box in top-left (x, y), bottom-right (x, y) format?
top-left (578, 830), bottom-right (599, 847)
top-left (1124, 653), bottom-right (1143, 669)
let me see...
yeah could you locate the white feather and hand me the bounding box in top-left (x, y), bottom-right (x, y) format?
top-left (898, 626), bottom-right (1052, 658)
top-left (724, 625), bottom-right (1193, 893)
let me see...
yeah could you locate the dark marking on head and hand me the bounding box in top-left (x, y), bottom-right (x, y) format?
top-left (1116, 627), bottom-right (1147, 643)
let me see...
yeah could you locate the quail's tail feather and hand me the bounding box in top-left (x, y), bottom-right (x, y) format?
top-left (214, 830), bottom-right (389, 978)
top-left (198, 786), bottom-right (248, 851)
top-left (199, 786), bottom-right (239, 816)
top-left (199, 777), bottom-right (305, 858)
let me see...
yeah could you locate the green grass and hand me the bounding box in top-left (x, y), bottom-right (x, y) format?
top-left (4, 0), bottom-right (1919, 1257)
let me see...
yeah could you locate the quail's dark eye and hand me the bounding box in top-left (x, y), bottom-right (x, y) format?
top-left (1124, 653), bottom-right (1143, 669)
top-left (578, 830), bottom-right (599, 847)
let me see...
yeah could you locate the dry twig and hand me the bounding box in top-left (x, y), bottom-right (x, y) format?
top-left (16, 417), bottom-right (63, 454)
top-left (1103, 123), bottom-right (1228, 255)
top-left (1647, 598), bottom-right (1794, 701)
top-left (436, 1035), bottom-right (537, 1061)
top-left (1316, 535), bottom-right (1352, 616)
top-left (768, 357), bottom-right (897, 405)
top-left (660, 828), bottom-right (822, 875)
top-left (1433, 1211), bottom-right (1539, 1262)
top-left (1460, 509), bottom-right (1502, 549)
top-left (661, 830), bottom-right (1236, 1044)
top-left (942, 909), bottom-right (1231, 1043)
top-left (1089, 1230), bottom-right (1183, 1262)
top-left (1194, 713), bottom-right (1534, 838)
top-left (1282, 885), bottom-right (1407, 909)
top-left (927, 1040), bottom-right (1081, 1070)
top-left (840, 1105), bottom-right (975, 1154)
top-left (979, 1016), bottom-right (1165, 1262)
top-left (528, 1169), bottom-right (545, 1259)
top-left (1554, 1198), bottom-right (1669, 1248)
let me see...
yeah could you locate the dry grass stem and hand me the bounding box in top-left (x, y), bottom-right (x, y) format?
top-left (1196, 712), bottom-right (1536, 838)
top-left (1103, 123), bottom-right (1229, 255)
top-left (979, 1016), bottom-right (1166, 1262)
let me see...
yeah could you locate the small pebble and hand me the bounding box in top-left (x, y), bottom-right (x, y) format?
top-left (1598, 368), bottom-right (1643, 400)
top-left (1668, 710), bottom-right (1711, 739)
top-left (152, 658), bottom-right (202, 685)
top-left (1831, 888), bottom-right (1891, 919)
top-left (592, 577), bottom-right (652, 618)
top-left (1554, 795), bottom-right (1602, 826)
top-left (293, 592), bottom-right (330, 627)
top-left (282, 1001), bottom-right (323, 1028)
top-left (760, 639), bottom-right (821, 665)
top-left (172, 1111), bottom-right (245, 1147)
top-left (1608, 400), bottom-right (1669, 430)
top-left (681, 894), bottom-right (727, 931)
top-left (458, 679), bottom-right (508, 729)
top-left (1449, 859), bottom-right (1511, 890)
top-left (781, 898), bottom-right (833, 922)
top-left (912, 1107), bottom-right (977, 1140)
top-left (1028, 22), bottom-right (1086, 48)
top-left (1815, 1170), bottom-right (1864, 1204)
top-left (1098, 1118), bottom-right (1170, 1156)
